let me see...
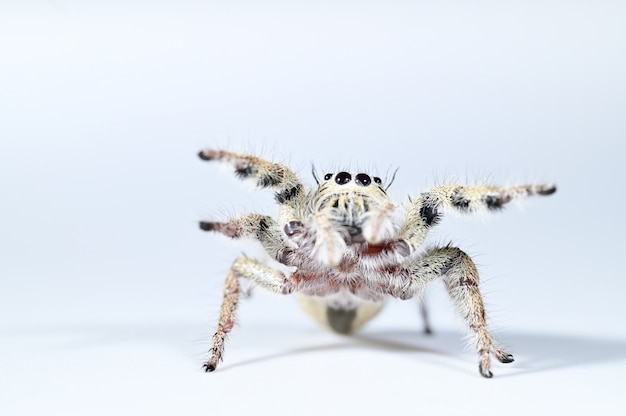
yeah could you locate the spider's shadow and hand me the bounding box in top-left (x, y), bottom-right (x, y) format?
top-left (221, 328), bottom-right (626, 377)
top-left (20, 323), bottom-right (625, 377)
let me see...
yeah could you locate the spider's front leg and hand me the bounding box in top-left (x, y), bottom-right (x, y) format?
top-left (205, 257), bottom-right (296, 372)
top-left (198, 149), bottom-right (306, 210)
top-left (397, 183), bottom-right (557, 255)
top-left (199, 213), bottom-right (288, 261)
top-left (393, 246), bottom-right (514, 378)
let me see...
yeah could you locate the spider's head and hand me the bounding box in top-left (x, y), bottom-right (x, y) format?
top-left (315, 171), bottom-right (389, 204)
top-left (311, 171), bottom-right (396, 245)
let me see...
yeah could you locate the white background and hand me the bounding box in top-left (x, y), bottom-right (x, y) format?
top-left (2, 1), bottom-right (625, 415)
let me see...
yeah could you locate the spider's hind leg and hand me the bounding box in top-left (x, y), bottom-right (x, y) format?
top-left (408, 246), bottom-right (514, 378)
top-left (439, 246), bottom-right (513, 377)
top-left (205, 256), bottom-right (296, 372)
top-left (418, 297), bottom-right (432, 335)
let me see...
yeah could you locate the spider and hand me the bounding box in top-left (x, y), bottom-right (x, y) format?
top-left (197, 149), bottom-right (556, 378)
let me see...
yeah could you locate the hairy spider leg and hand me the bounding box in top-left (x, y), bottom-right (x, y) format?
top-left (199, 214), bottom-right (287, 261)
top-left (204, 257), bottom-right (295, 372)
top-left (398, 183), bottom-right (557, 255)
top-left (198, 149), bottom-right (306, 212)
top-left (382, 245), bottom-right (514, 378)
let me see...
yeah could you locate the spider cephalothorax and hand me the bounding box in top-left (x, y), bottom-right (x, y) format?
top-left (198, 149), bottom-right (556, 377)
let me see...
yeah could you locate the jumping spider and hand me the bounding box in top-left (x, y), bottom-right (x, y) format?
top-left (198, 149), bottom-right (556, 378)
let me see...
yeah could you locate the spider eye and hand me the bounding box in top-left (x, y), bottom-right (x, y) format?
top-left (373, 177), bottom-right (382, 185)
top-left (355, 173), bottom-right (371, 186)
top-left (324, 173), bottom-right (333, 181)
top-left (335, 172), bottom-right (351, 185)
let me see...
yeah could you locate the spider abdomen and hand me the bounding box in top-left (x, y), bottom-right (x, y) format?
top-left (296, 292), bottom-right (385, 334)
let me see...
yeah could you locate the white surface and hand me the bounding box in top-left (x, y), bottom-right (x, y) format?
top-left (2, 1), bottom-right (625, 415)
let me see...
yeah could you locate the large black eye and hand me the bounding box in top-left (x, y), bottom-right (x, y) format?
top-left (355, 173), bottom-right (371, 186)
top-left (324, 173), bottom-right (333, 180)
top-left (373, 177), bottom-right (382, 185)
top-left (335, 172), bottom-right (351, 185)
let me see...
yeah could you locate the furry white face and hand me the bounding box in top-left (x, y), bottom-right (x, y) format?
top-left (305, 171), bottom-right (398, 266)
top-left (312, 172), bottom-right (393, 236)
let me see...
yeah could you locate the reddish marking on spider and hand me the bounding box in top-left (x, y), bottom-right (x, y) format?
top-left (363, 243), bottom-right (387, 255)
